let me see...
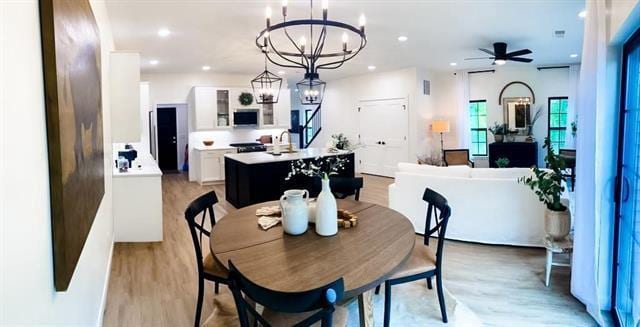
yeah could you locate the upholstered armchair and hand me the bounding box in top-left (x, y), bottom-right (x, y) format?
top-left (443, 149), bottom-right (474, 168)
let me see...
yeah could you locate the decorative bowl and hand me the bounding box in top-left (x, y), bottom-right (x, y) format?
top-left (202, 140), bottom-right (214, 146)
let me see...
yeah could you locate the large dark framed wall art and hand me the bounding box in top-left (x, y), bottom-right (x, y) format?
top-left (39, 0), bottom-right (104, 291)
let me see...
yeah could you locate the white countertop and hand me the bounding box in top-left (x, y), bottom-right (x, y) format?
top-left (194, 144), bottom-right (236, 151)
top-left (112, 149), bottom-right (163, 178)
top-left (113, 164), bottom-right (162, 177)
top-left (224, 148), bottom-right (349, 165)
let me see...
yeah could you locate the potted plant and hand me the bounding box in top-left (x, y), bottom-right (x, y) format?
top-left (495, 157), bottom-right (510, 168)
top-left (519, 138), bottom-right (570, 240)
top-left (488, 122), bottom-right (507, 143)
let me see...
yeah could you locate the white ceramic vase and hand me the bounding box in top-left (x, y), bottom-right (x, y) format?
top-left (315, 178), bottom-right (338, 236)
top-left (280, 189), bottom-right (309, 235)
top-left (544, 207), bottom-right (571, 240)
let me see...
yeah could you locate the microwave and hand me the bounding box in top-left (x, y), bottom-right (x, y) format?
top-left (233, 109), bottom-right (259, 126)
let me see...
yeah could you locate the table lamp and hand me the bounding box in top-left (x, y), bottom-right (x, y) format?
top-left (432, 119), bottom-right (450, 164)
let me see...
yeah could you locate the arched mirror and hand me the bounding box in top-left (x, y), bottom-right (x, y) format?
top-left (499, 81), bottom-right (535, 135)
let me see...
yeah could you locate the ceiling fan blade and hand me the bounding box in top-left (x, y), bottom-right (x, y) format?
top-left (478, 48), bottom-right (495, 56)
top-left (464, 57), bottom-right (494, 60)
top-left (509, 57), bottom-right (533, 63)
top-left (506, 49), bottom-right (532, 57)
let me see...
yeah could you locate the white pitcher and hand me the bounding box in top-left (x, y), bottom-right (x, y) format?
top-left (280, 189), bottom-right (309, 235)
top-left (315, 179), bottom-right (338, 236)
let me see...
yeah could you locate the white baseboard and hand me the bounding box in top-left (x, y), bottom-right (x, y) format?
top-left (96, 238), bottom-right (115, 327)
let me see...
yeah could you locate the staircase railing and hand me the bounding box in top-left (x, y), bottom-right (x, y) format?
top-left (298, 104), bottom-right (322, 149)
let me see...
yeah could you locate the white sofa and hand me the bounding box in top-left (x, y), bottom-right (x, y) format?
top-left (388, 163), bottom-right (546, 247)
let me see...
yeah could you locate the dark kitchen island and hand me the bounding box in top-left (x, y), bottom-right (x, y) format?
top-left (224, 148), bottom-right (355, 208)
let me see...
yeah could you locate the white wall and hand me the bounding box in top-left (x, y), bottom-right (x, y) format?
top-left (309, 67), bottom-right (443, 166)
top-left (0, 1), bottom-right (115, 325)
top-left (314, 66), bottom-right (579, 169)
top-left (463, 65), bottom-right (578, 167)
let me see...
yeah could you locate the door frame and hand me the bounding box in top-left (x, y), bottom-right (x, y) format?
top-left (611, 26), bottom-right (640, 326)
top-left (357, 97), bottom-right (410, 176)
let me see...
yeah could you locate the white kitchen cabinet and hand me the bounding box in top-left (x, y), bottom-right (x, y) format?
top-left (193, 148), bottom-right (236, 185)
top-left (276, 89), bottom-right (292, 128)
top-left (257, 89), bottom-right (291, 128)
top-left (190, 87), bottom-right (216, 130)
top-left (189, 87), bottom-right (234, 131)
top-left (110, 51), bottom-right (141, 142)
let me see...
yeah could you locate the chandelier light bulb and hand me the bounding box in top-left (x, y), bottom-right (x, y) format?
top-left (342, 32), bottom-right (348, 51)
top-left (282, 0), bottom-right (288, 16)
top-left (322, 0), bottom-right (328, 19)
top-left (359, 14), bottom-right (366, 33)
top-left (299, 36), bottom-right (307, 52)
top-left (265, 6), bottom-right (272, 19)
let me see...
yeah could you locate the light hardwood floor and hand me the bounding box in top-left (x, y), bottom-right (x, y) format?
top-left (103, 173), bottom-right (595, 326)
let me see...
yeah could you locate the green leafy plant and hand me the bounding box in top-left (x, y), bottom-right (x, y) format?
top-left (238, 92), bottom-right (254, 106)
top-left (518, 138), bottom-right (567, 211)
top-left (495, 157), bottom-right (510, 168)
top-left (488, 122), bottom-right (507, 136)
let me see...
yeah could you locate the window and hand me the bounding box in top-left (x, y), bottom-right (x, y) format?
top-left (548, 97), bottom-right (568, 153)
top-left (469, 100), bottom-right (488, 156)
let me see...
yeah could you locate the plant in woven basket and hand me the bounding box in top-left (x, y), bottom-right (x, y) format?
top-left (238, 92), bottom-right (254, 106)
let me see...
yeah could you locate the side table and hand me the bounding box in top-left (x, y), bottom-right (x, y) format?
top-left (544, 235), bottom-right (573, 287)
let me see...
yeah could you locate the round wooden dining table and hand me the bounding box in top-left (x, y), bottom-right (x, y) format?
top-left (210, 199), bottom-right (415, 326)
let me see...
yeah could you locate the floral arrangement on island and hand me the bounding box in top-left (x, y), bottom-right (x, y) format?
top-left (326, 133), bottom-right (360, 152)
top-left (285, 155), bottom-right (348, 181)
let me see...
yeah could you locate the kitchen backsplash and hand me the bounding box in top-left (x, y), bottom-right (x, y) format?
top-left (189, 128), bottom-right (290, 147)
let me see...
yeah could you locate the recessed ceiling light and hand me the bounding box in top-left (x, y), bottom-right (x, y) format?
top-left (202, 65), bottom-right (211, 71)
top-left (570, 53), bottom-right (579, 58)
top-left (149, 60), bottom-right (159, 65)
top-left (578, 10), bottom-right (586, 18)
top-left (278, 70), bottom-right (286, 75)
top-left (368, 65), bottom-right (376, 71)
top-left (398, 36), bottom-right (408, 42)
top-left (157, 28), bottom-right (171, 37)
top-left (449, 62), bottom-right (457, 66)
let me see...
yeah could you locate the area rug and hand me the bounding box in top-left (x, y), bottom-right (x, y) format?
top-left (202, 280), bottom-right (481, 326)
top-left (345, 280), bottom-right (482, 326)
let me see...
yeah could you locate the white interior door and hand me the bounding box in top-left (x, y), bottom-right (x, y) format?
top-left (358, 98), bottom-right (409, 177)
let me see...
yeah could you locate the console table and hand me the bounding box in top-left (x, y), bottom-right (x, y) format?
top-left (489, 142), bottom-right (538, 168)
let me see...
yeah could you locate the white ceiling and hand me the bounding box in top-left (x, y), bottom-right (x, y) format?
top-left (105, 0), bottom-right (585, 81)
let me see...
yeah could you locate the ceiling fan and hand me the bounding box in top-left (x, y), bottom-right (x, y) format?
top-left (465, 42), bottom-right (533, 65)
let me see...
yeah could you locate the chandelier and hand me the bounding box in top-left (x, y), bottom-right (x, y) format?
top-left (251, 54), bottom-right (283, 104)
top-left (256, 0), bottom-right (367, 105)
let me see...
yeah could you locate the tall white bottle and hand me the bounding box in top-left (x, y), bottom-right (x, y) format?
top-left (315, 178), bottom-right (338, 236)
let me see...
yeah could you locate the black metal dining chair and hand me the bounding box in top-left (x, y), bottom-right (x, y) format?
top-left (228, 261), bottom-right (346, 327)
top-left (184, 191), bottom-right (229, 327)
top-left (376, 187), bottom-right (452, 326)
top-left (312, 176), bottom-right (364, 201)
